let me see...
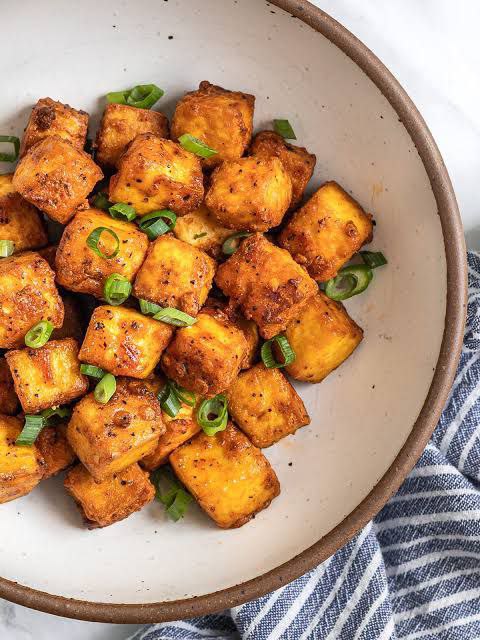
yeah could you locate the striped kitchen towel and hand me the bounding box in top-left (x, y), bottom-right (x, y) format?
top-left (130, 251), bottom-right (480, 640)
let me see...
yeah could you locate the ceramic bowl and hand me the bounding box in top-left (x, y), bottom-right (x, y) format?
top-left (0, 0), bottom-right (466, 622)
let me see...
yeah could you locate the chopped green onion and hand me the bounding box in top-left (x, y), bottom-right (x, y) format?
top-left (170, 382), bottom-right (196, 407)
top-left (103, 273), bottom-right (132, 306)
top-left (92, 192), bottom-right (112, 210)
top-left (25, 320), bottom-right (54, 349)
top-left (158, 382), bottom-right (181, 418)
top-left (325, 264), bottom-right (373, 301)
top-left (197, 394), bottom-right (228, 436)
top-left (0, 135), bottom-right (20, 162)
top-left (178, 134), bottom-right (218, 158)
top-left (41, 406), bottom-right (71, 424)
top-left (273, 119), bottom-right (296, 140)
top-left (16, 415), bottom-right (45, 446)
top-left (152, 307), bottom-right (197, 327)
top-left (138, 209), bottom-right (176, 240)
top-left (151, 467), bottom-right (192, 522)
top-left (222, 232), bottom-right (251, 256)
top-left (0, 240), bottom-right (14, 257)
top-left (106, 84), bottom-right (164, 109)
top-left (109, 202), bottom-right (137, 222)
top-left (139, 299), bottom-right (163, 316)
top-left (94, 373), bottom-right (116, 404)
top-left (80, 364), bottom-right (105, 379)
top-left (106, 90), bottom-right (130, 105)
top-left (360, 251), bottom-right (388, 269)
top-left (86, 227), bottom-right (120, 259)
top-left (261, 334), bottom-right (296, 369)
top-left (193, 232), bottom-right (208, 240)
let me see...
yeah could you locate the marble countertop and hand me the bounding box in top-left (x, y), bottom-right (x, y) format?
top-left (2, 1), bottom-right (477, 638)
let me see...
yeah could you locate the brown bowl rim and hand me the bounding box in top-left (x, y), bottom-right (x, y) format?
top-left (0, 0), bottom-right (468, 623)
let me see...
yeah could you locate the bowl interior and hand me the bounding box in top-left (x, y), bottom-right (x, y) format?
top-left (0, 0), bottom-right (446, 604)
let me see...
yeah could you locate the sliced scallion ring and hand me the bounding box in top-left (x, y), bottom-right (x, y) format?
top-left (86, 226), bottom-right (120, 259)
top-left (139, 299), bottom-right (163, 316)
top-left (158, 382), bottom-right (181, 418)
top-left (152, 307), bottom-right (197, 327)
top-left (178, 133), bottom-right (217, 158)
top-left (24, 320), bottom-right (54, 349)
top-left (94, 373), bottom-right (116, 404)
top-left (261, 334), bottom-right (296, 369)
top-left (360, 251), bottom-right (388, 269)
top-left (0, 135), bottom-right (20, 162)
top-left (15, 415), bottom-right (45, 446)
top-left (151, 467), bottom-right (192, 521)
top-left (92, 192), bottom-right (111, 211)
top-left (197, 394), bottom-right (228, 436)
top-left (273, 119), bottom-right (296, 140)
top-left (103, 273), bottom-right (132, 305)
top-left (170, 382), bottom-right (196, 407)
top-left (165, 489), bottom-right (192, 521)
top-left (325, 264), bottom-right (373, 301)
top-left (222, 232), bottom-right (251, 256)
top-left (0, 240), bottom-right (14, 257)
top-left (106, 84), bottom-right (164, 109)
top-left (41, 406), bottom-right (71, 424)
top-left (80, 364), bottom-right (105, 379)
top-left (138, 209), bottom-right (176, 240)
top-left (109, 202), bottom-right (137, 222)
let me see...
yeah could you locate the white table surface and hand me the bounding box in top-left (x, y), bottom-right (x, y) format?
top-left (1, 1), bottom-right (478, 638)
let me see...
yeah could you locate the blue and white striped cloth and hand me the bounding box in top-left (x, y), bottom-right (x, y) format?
top-left (130, 251), bottom-right (480, 640)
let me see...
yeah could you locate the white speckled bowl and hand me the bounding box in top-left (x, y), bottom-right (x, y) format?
top-left (0, 0), bottom-right (466, 622)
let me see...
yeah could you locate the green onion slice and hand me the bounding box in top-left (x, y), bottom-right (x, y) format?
top-left (151, 467), bottom-right (192, 522)
top-left (24, 320), bottom-right (54, 349)
top-left (178, 134), bottom-right (217, 158)
top-left (193, 232), bottom-right (207, 240)
top-left (86, 227), bottom-right (120, 259)
top-left (41, 406), bottom-right (71, 424)
top-left (261, 334), bottom-right (296, 369)
top-left (360, 251), bottom-right (388, 269)
top-left (222, 232), bottom-right (251, 256)
top-left (138, 209), bottom-right (176, 240)
top-left (325, 264), bottom-right (373, 301)
top-left (94, 373), bottom-right (116, 404)
top-left (197, 394), bottom-right (228, 436)
top-left (16, 415), bottom-right (45, 446)
top-left (0, 135), bottom-right (20, 162)
top-left (152, 307), bottom-right (197, 327)
top-left (80, 364), bottom-right (105, 379)
top-left (92, 192), bottom-right (112, 210)
top-left (170, 382), bottom-right (196, 407)
top-left (273, 119), bottom-right (296, 140)
top-left (0, 240), bottom-right (14, 257)
top-left (139, 299), bottom-right (163, 316)
top-left (106, 90), bottom-right (130, 105)
top-left (158, 382), bottom-right (181, 418)
top-left (106, 84), bottom-right (164, 109)
top-left (109, 202), bottom-right (137, 222)
top-left (103, 273), bottom-right (132, 306)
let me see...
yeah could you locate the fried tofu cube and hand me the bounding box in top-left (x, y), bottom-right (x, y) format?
top-left (284, 291), bottom-right (363, 382)
top-left (109, 133), bottom-right (203, 216)
top-left (171, 80), bottom-right (255, 169)
top-left (279, 181), bottom-right (374, 281)
top-left (0, 252), bottom-right (64, 349)
top-left (79, 305), bottom-right (173, 379)
top-left (250, 131), bottom-right (316, 208)
top-left (64, 462), bottom-right (155, 528)
top-left (51, 295), bottom-right (85, 343)
top-left (173, 203), bottom-right (232, 258)
top-left (0, 358), bottom-right (18, 415)
top-left (141, 400), bottom-right (201, 470)
top-left (0, 173), bottom-right (15, 197)
top-left (35, 425), bottom-right (76, 479)
top-left (20, 97), bottom-right (88, 156)
top-left (133, 235), bottom-right (216, 316)
top-left (170, 422), bottom-right (280, 528)
top-left (95, 103), bottom-right (169, 168)
top-left (13, 136), bottom-right (103, 224)
top-left (162, 308), bottom-right (248, 396)
top-left (5, 338), bottom-right (88, 414)
top-left (215, 234), bottom-right (317, 339)
top-left (66, 378), bottom-right (164, 482)
top-left (0, 180), bottom-right (47, 253)
top-left (205, 156), bottom-right (292, 232)
top-left (0, 415), bottom-right (44, 503)
top-left (55, 209), bottom-right (149, 298)
top-left (226, 363), bottom-right (310, 448)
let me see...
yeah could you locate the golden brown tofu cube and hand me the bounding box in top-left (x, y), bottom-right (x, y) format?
top-left (226, 363), bottom-right (310, 448)
top-left (170, 422), bottom-right (280, 528)
top-left (279, 181), bottom-right (374, 281)
top-left (141, 401), bottom-right (201, 471)
top-left (20, 97), bottom-right (88, 156)
top-left (284, 291), bottom-right (363, 382)
top-left (173, 203), bottom-right (232, 258)
top-left (55, 209), bottom-right (149, 299)
top-left (133, 235), bottom-right (216, 316)
top-left (250, 131), bottom-right (316, 208)
top-left (64, 462), bottom-right (154, 528)
top-left (215, 234), bottom-right (317, 339)
top-left (95, 103), bottom-right (169, 168)
top-left (0, 358), bottom-right (18, 415)
top-left (171, 80), bottom-right (255, 169)
top-left (13, 136), bottom-right (103, 224)
top-left (0, 415), bottom-right (44, 504)
top-left (109, 133), bottom-right (203, 216)
top-left (0, 184), bottom-right (47, 253)
top-left (5, 338), bottom-right (88, 414)
top-left (161, 308), bottom-right (248, 397)
top-left (66, 378), bottom-right (164, 482)
top-left (79, 305), bottom-right (173, 379)
top-left (35, 425), bottom-right (76, 479)
top-left (0, 252), bottom-right (64, 349)
top-left (205, 156), bottom-right (292, 232)
top-left (0, 173), bottom-right (15, 197)
top-left (51, 295), bottom-right (85, 343)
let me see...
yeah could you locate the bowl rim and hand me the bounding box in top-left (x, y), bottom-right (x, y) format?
top-left (0, 0), bottom-right (467, 623)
